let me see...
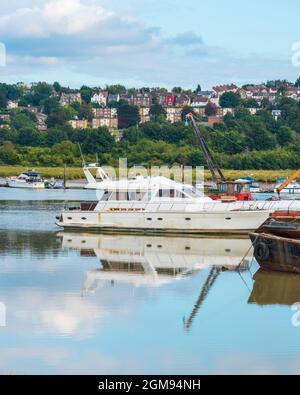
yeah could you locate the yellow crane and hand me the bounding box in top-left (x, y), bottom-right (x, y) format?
top-left (276, 169), bottom-right (300, 195)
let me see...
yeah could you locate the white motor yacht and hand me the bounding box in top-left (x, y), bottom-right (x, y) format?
top-left (56, 175), bottom-right (300, 234)
top-left (7, 170), bottom-right (45, 189)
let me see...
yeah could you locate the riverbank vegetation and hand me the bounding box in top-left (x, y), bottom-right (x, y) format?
top-left (0, 165), bottom-right (295, 182)
top-left (1, 81), bottom-right (300, 174)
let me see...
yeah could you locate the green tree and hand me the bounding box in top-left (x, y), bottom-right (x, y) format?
top-left (172, 87), bottom-right (182, 94)
top-left (11, 113), bottom-right (36, 130)
top-left (149, 103), bottom-right (166, 119)
top-left (16, 128), bottom-right (42, 146)
top-left (122, 126), bottom-right (144, 144)
top-left (46, 111), bottom-right (67, 128)
top-left (80, 85), bottom-right (93, 103)
top-left (107, 85), bottom-right (126, 95)
top-left (30, 82), bottom-right (53, 106)
top-left (195, 84), bottom-right (202, 94)
top-left (118, 104), bottom-right (140, 129)
top-left (43, 97), bottom-right (60, 115)
top-left (276, 126), bottom-right (297, 146)
top-left (78, 102), bottom-right (93, 121)
top-left (82, 128), bottom-right (115, 154)
top-left (219, 91), bottom-right (241, 108)
top-left (63, 106), bottom-right (78, 120)
top-left (52, 141), bottom-right (77, 164)
top-left (0, 92), bottom-right (8, 109)
top-left (0, 141), bottom-right (19, 164)
top-left (242, 98), bottom-right (259, 108)
top-left (53, 81), bottom-right (62, 94)
top-left (45, 128), bottom-right (69, 147)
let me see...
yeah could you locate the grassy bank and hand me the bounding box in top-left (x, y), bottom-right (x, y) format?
top-left (0, 166), bottom-right (297, 182)
top-left (0, 166), bottom-right (85, 179)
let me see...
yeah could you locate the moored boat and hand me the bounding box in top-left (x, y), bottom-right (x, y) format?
top-left (249, 231), bottom-right (300, 274)
top-left (256, 211), bottom-right (300, 238)
top-left (7, 170), bottom-right (45, 189)
top-left (235, 176), bottom-right (261, 193)
top-left (274, 178), bottom-right (300, 194)
top-left (56, 175), bottom-right (300, 234)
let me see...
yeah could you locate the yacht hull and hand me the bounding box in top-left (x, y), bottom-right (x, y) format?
top-left (56, 209), bottom-right (270, 234)
top-left (7, 180), bottom-right (45, 189)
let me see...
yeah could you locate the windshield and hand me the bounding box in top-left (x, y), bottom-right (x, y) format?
top-left (183, 186), bottom-right (203, 198)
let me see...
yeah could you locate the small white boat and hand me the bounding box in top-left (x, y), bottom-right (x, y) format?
top-left (56, 175), bottom-right (300, 234)
top-left (274, 180), bottom-right (300, 194)
top-left (7, 170), bottom-right (45, 189)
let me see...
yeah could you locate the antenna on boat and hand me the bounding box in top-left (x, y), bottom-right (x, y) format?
top-left (78, 143), bottom-right (86, 167)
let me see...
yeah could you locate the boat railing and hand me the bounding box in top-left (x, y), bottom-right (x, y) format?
top-left (82, 199), bottom-right (300, 213)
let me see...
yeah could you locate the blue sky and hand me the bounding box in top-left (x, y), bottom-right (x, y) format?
top-left (0, 0), bottom-right (299, 89)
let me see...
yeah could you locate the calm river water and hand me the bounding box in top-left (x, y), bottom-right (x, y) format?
top-left (1, 187), bottom-right (300, 374)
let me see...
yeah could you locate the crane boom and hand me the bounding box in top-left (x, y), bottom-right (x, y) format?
top-left (186, 113), bottom-right (225, 183)
top-left (277, 169), bottom-right (300, 194)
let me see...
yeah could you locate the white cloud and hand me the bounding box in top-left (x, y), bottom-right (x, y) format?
top-left (0, 0), bottom-right (297, 88)
top-left (0, 0), bottom-right (113, 37)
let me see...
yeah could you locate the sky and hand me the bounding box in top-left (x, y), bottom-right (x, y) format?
top-left (0, 0), bottom-right (300, 89)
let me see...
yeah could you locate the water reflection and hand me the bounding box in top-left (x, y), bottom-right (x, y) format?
top-left (2, 228), bottom-right (300, 374)
top-left (59, 233), bottom-right (252, 292)
top-left (249, 269), bottom-right (300, 306)
top-left (0, 230), bottom-right (60, 256)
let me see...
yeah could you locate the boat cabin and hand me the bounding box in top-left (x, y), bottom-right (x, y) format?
top-left (98, 184), bottom-right (204, 202)
top-left (210, 181), bottom-right (254, 201)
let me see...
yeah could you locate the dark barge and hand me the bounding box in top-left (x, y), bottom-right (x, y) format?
top-left (250, 211), bottom-right (300, 274)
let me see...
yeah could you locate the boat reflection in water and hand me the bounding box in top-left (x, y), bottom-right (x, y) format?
top-left (59, 233), bottom-right (252, 293)
top-left (249, 269), bottom-right (300, 306)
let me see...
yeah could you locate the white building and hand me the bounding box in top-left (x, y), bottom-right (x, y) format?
top-left (91, 91), bottom-right (108, 107)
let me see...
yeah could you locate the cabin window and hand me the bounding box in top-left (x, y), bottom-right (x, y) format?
top-left (219, 184), bottom-right (228, 193)
top-left (118, 192), bottom-right (128, 201)
top-left (176, 191), bottom-right (188, 198)
top-left (128, 191), bottom-right (146, 201)
top-left (182, 187), bottom-right (202, 198)
top-left (158, 189), bottom-right (175, 198)
top-left (110, 192), bottom-right (120, 201)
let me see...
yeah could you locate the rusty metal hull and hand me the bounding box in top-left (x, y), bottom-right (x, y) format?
top-left (250, 232), bottom-right (300, 274)
top-left (258, 215), bottom-right (300, 239)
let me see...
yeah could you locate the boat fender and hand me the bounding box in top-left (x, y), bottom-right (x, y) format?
top-left (254, 242), bottom-right (270, 261)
